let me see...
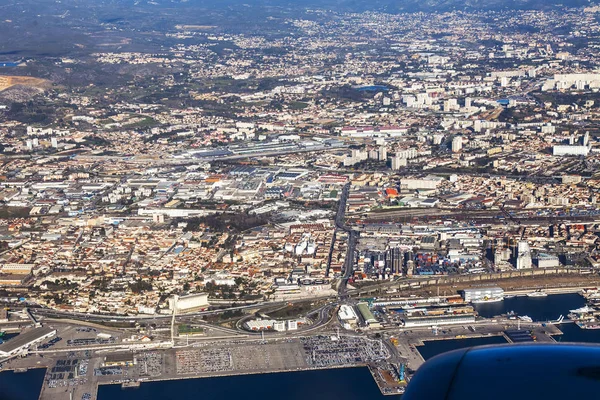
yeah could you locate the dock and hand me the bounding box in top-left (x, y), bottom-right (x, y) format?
top-left (0, 315), bottom-right (579, 400)
top-left (26, 334), bottom-right (392, 400)
top-left (368, 364), bottom-right (406, 396)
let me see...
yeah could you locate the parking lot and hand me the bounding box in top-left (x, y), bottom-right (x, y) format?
top-left (176, 349), bottom-right (232, 374)
top-left (301, 336), bottom-right (389, 367)
top-left (45, 355), bottom-right (91, 391)
top-left (137, 352), bottom-right (163, 377)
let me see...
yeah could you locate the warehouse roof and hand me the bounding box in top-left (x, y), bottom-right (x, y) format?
top-left (0, 326), bottom-right (55, 354)
top-left (357, 302), bottom-right (377, 324)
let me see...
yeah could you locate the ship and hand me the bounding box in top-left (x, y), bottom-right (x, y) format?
top-left (472, 296), bottom-right (504, 304)
top-left (577, 322), bottom-right (600, 330)
top-left (527, 290), bottom-right (548, 298)
top-left (569, 305), bottom-right (596, 314)
top-left (579, 288), bottom-right (600, 300)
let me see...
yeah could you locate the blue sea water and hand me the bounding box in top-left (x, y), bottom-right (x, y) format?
top-left (418, 335), bottom-right (508, 361)
top-left (0, 368), bottom-right (45, 400)
top-left (556, 321), bottom-right (600, 343)
top-left (0, 333), bottom-right (18, 344)
top-left (473, 293), bottom-right (585, 322)
top-left (97, 367), bottom-right (402, 400)
top-left (417, 293), bottom-right (599, 361)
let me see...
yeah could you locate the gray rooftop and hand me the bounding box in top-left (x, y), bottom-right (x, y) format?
top-left (0, 326), bottom-right (55, 354)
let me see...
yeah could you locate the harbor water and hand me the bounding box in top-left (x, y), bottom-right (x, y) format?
top-left (0, 368), bottom-right (46, 400)
top-left (556, 321), bottom-right (600, 343)
top-left (418, 293), bottom-right (600, 361)
top-left (97, 367), bottom-right (402, 400)
top-left (473, 293), bottom-right (586, 322)
top-left (418, 335), bottom-right (508, 361)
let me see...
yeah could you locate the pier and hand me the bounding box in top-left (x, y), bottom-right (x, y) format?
top-left (0, 311), bottom-right (580, 399)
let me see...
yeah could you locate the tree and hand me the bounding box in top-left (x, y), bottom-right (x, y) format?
top-left (129, 279), bottom-right (152, 293)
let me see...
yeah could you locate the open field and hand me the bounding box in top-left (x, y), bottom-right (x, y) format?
top-left (0, 75), bottom-right (51, 92)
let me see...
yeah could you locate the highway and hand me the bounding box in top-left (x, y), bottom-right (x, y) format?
top-left (29, 296), bottom-right (340, 340)
top-left (338, 231), bottom-right (357, 301)
top-left (334, 183), bottom-right (357, 301)
top-left (29, 301), bottom-right (293, 323)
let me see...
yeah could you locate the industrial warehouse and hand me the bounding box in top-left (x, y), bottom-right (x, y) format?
top-left (0, 326), bottom-right (56, 358)
top-left (338, 294), bottom-right (482, 330)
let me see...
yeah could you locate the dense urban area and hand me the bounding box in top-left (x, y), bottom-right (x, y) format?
top-left (3, 1), bottom-right (600, 399)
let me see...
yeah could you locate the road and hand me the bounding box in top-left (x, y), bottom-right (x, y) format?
top-left (334, 183), bottom-right (358, 301)
top-left (29, 301), bottom-right (291, 323)
top-left (338, 231), bottom-right (357, 301)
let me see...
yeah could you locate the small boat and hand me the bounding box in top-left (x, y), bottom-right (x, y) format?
top-left (518, 315), bottom-right (533, 322)
top-left (569, 305), bottom-right (596, 314)
top-left (579, 323), bottom-right (600, 330)
top-left (527, 290), bottom-right (548, 298)
top-left (504, 295), bottom-right (516, 299)
top-left (472, 296), bottom-right (504, 304)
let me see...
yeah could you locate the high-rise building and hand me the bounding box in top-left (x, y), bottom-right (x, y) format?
top-left (582, 131), bottom-right (590, 146)
top-left (351, 149), bottom-right (368, 161)
top-left (516, 241), bottom-right (532, 270)
top-left (343, 156), bottom-right (356, 167)
top-left (385, 247), bottom-right (403, 275)
top-left (378, 146), bottom-right (387, 161)
top-left (391, 156), bottom-right (407, 170)
top-left (443, 98), bottom-right (458, 111)
top-left (452, 136), bottom-right (463, 152)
